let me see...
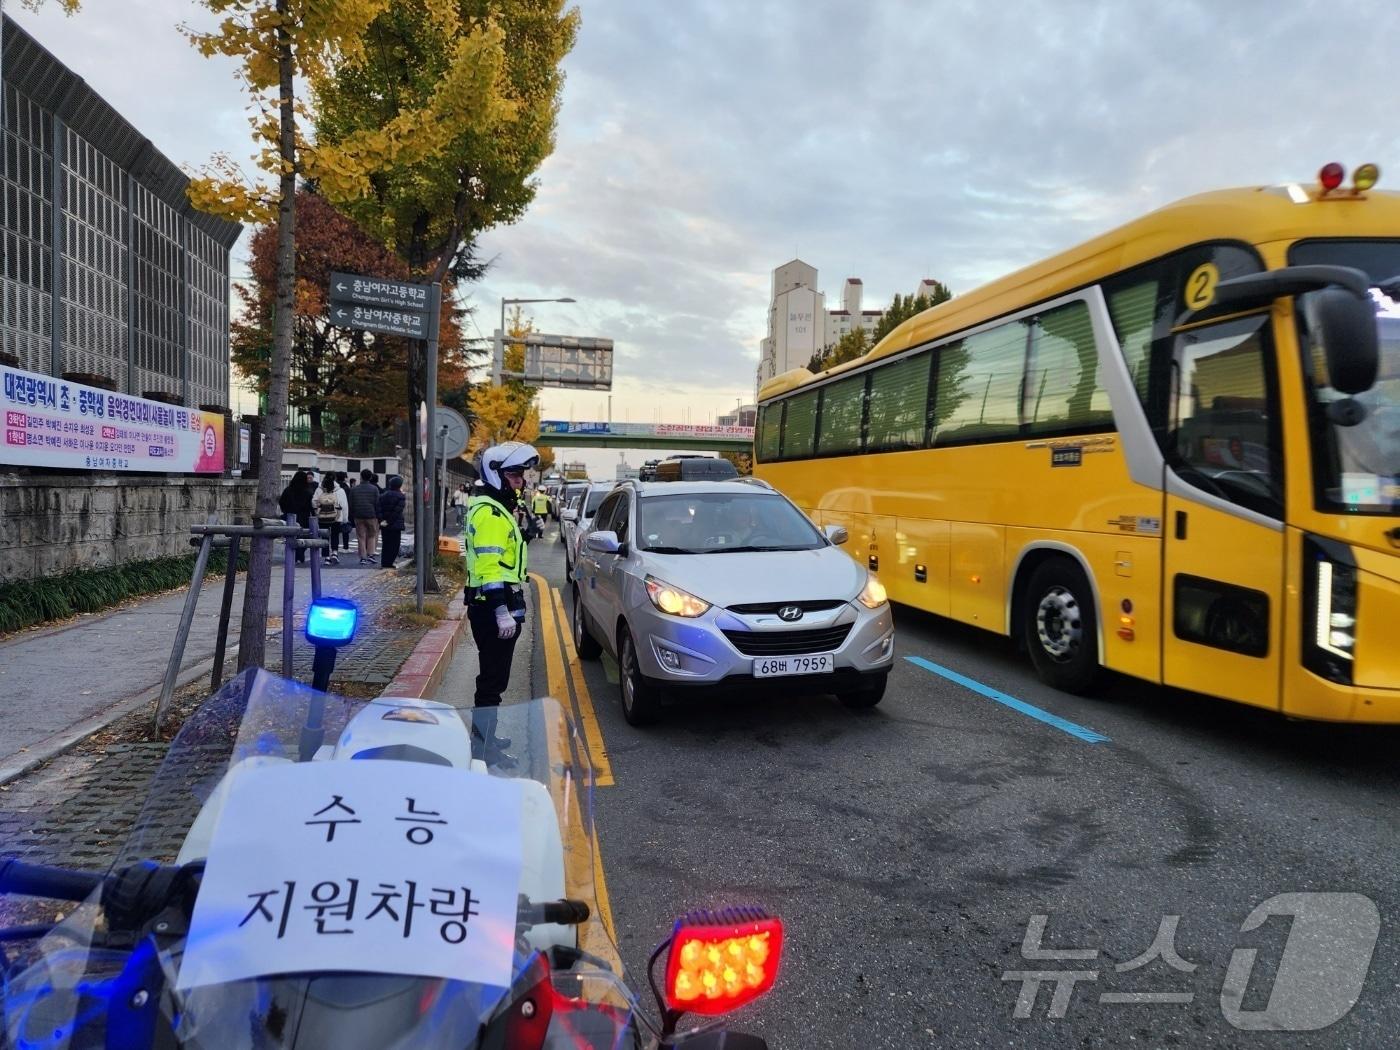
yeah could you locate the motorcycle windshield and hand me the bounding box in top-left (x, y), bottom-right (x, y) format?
top-left (4, 669), bottom-right (646, 1049)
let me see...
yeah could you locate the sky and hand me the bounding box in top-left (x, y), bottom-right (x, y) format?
top-left (11, 0), bottom-right (1400, 477)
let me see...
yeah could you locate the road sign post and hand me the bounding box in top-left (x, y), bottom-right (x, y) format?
top-left (420, 283), bottom-right (442, 612)
top-left (327, 272), bottom-right (438, 614)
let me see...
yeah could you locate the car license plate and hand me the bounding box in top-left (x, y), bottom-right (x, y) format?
top-left (753, 653), bottom-right (835, 678)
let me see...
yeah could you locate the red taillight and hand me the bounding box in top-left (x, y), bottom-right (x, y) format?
top-left (1319, 162), bottom-right (1346, 192)
top-left (665, 908), bottom-right (783, 1017)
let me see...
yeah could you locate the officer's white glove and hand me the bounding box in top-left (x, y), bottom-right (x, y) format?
top-left (495, 605), bottom-right (518, 640)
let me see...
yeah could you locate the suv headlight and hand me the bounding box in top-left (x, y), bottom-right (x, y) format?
top-left (856, 574), bottom-right (888, 610)
top-left (1302, 535), bottom-right (1357, 685)
top-left (645, 576), bottom-right (711, 618)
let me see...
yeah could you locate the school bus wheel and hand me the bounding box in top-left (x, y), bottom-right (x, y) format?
top-left (1022, 558), bottom-right (1100, 695)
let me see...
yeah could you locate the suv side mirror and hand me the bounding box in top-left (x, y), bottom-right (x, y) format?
top-left (561, 508), bottom-right (578, 523)
top-left (824, 524), bottom-right (849, 545)
top-left (1306, 287), bottom-right (1380, 395)
top-left (586, 530), bottom-right (620, 554)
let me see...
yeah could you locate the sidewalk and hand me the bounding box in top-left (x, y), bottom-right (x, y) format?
top-left (0, 548), bottom-right (454, 873)
top-left (0, 541), bottom-right (413, 782)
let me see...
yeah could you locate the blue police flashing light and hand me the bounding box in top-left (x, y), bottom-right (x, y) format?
top-left (306, 597), bottom-right (358, 648)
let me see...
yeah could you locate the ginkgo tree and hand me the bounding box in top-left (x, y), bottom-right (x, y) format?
top-left (179, 0), bottom-right (524, 670)
top-left (315, 0), bottom-right (577, 552)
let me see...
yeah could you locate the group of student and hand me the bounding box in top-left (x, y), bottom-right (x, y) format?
top-left (278, 468), bottom-right (407, 569)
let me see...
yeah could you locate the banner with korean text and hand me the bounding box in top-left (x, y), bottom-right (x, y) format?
top-left (1, 364), bottom-right (225, 473)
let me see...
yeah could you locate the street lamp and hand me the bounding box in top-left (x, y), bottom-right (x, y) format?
top-left (494, 296), bottom-right (578, 385)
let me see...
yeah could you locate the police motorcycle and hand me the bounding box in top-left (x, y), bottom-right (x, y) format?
top-left (0, 667), bottom-right (780, 1048)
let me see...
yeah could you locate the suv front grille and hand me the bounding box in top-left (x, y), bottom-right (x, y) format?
top-left (725, 599), bottom-right (847, 615)
top-left (722, 624), bottom-right (852, 657)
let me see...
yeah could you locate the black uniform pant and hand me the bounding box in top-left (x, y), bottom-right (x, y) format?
top-left (467, 601), bottom-right (518, 708)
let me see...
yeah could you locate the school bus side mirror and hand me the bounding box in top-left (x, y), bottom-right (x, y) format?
top-left (1306, 287), bottom-right (1380, 395)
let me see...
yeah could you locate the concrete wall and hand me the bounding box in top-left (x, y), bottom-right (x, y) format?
top-left (0, 474), bottom-right (257, 583)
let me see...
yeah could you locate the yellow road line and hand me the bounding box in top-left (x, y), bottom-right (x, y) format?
top-left (529, 572), bottom-right (621, 965)
top-left (549, 583), bottom-right (615, 787)
top-left (540, 701), bottom-right (623, 973)
top-left (530, 572), bottom-right (568, 701)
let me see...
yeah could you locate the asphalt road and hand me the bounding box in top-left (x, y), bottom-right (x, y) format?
top-left (526, 524), bottom-right (1400, 1049)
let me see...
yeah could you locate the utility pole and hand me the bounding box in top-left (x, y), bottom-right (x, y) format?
top-left (417, 282), bottom-right (442, 613)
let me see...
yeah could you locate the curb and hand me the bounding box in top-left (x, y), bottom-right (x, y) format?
top-left (381, 592), bottom-right (467, 699)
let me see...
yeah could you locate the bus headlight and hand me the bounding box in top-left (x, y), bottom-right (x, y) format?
top-left (1303, 536), bottom-right (1357, 684)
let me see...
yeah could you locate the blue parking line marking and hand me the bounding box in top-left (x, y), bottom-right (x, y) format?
top-left (904, 656), bottom-right (1111, 744)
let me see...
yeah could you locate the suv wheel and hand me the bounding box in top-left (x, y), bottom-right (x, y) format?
top-left (572, 586), bottom-right (602, 660)
top-left (618, 626), bottom-right (661, 726)
top-left (1023, 558), bottom-right (1100, 694)
top-left (838, 674), bottom-right (887, 709)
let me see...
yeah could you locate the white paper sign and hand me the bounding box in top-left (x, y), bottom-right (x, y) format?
top-left (177, 759), bottom-right (525, 991)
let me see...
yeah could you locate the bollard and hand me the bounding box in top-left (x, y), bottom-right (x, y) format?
top-left (153, 515), bottom-right (217, 735)
top-left (211, 533), bottom-right (242, 692)
top-left (283, 513), bottom-right (296, 678)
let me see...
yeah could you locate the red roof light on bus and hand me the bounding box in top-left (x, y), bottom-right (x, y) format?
top-left (1319, 162), bottom-right (1346, 192)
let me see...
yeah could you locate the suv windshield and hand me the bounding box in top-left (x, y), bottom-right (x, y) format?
top-left (1290, 239), bottom-right (1400, 514)
top-left (637, 491), bottom-right (825, 553)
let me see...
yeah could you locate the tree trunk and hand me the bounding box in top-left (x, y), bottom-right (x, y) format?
top-left (237, 2), bottom-right (298, 672)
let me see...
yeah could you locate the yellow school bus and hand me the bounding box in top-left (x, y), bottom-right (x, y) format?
top-left (756, 166), bottom-right (1400, 722)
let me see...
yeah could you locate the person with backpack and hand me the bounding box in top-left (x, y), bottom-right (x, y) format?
top-left (314, 474), bottom-right (343, 565)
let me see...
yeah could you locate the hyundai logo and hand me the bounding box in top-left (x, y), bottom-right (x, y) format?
top-left (777, 605), bottom-right (804, 622)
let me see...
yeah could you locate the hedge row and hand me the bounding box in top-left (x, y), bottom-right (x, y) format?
top-left (0, 549), bottom-right (248, 635)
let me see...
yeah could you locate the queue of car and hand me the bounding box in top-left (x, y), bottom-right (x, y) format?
top-left (555, 456), bottom-right (894, 726)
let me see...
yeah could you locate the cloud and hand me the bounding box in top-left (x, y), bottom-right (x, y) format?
top-left (478, 0), bottom-right (1399, 422)
top-left (16, 0), bottom-right (1399, 434)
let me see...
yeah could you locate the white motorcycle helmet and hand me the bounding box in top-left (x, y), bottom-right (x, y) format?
top-left (478, 441), bottom-right (540, 489)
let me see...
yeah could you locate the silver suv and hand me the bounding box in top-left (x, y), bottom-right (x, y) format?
top-left (570, 479), bottom-right (894, 725)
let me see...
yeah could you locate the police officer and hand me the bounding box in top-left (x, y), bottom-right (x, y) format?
top-left (531, 486), bottom-right (551, 520)
top-left (463, 441), bottom-right (538, 765)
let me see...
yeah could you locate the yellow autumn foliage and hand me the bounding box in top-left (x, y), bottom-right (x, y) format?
top-left (181, 0), bottom-right (515, 225)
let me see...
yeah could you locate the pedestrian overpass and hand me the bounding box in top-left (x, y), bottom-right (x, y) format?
top-left (538, 421), bottom-right (753, 452)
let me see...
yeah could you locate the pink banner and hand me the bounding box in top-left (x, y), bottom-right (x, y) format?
top-left (2, 364), bottom-right (224, 473)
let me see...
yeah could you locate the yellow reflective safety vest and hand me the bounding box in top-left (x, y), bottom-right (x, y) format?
top-left (463, 495), bottom-right (527, 599)
top-left (531, 490), bottom-right (550, 516)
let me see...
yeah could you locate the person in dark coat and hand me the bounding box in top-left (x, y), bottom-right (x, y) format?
top-left (377, 476), bottom-right (407, 569)
top-left (349, 469), bottom-right (381, 564)
top-left (278, 469), bottom-right (315, 564)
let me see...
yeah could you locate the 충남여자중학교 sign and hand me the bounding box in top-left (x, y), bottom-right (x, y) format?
top-left (328, 302), bottom-right (428, 339)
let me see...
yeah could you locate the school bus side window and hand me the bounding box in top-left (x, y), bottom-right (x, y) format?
top-left (780, 389), bottom-right (818, 461)
top-left (933, 321), bottom-right (1027, 446)
top-left (816, 373), bottom-right (867, 456)
top-left (758, 403), bottom-right (782, 461)
top-left (867, 352), bottom-right (931, 452)
top-left (1023, 301), bottom-right (1113, 435)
